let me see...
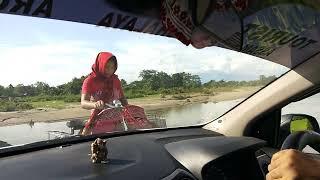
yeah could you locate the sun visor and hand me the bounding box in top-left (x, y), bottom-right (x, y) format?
top-left (0, 0), bottom-right (171, 37)
top-left (0, 0), bottom-right (319, 69)
top-left (191, 1), bottom-right (320, 68)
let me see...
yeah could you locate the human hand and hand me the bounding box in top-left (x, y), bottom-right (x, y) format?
top-left (94, 100), bottom-right (104, 110)
top-left (112, 100), bottom-right (123, 112)
top-left (115, 106), bottom-right (123, 112)
top-left (267, 149), bottom-right (320, 180)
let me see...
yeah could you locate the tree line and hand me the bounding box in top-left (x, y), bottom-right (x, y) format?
top-left (0, 71), bottom-right (277, 99)
top-left (0, 70), bottom-right (277, 111)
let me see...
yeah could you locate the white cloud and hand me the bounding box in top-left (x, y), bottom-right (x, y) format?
top-left (0, 40), bottom-right (97, 86)
top-left (115, 40), bottom-right (288, 83)
top-left (0, 13), bottom-right (290, 87)
top-left (0, 34), bottom-right (289, 87)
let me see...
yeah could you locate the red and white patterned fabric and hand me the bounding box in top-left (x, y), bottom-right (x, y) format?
top-left (90, 105), bottom-right (152, 134)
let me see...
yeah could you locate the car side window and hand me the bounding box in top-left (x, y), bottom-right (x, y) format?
top-left (282, 92), bottom-right (320, 121)
top-left (282, 92), bottom-right (320, 154)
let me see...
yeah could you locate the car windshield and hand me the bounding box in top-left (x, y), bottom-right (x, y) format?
top-left (0, 13), bottom-right (288, 148)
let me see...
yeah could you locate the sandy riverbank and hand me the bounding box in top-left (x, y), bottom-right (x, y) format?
top-left (0, 87), bottom-right (260, 127)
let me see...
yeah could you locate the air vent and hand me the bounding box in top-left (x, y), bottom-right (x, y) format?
top-left (162, 169), bottom-right (196, 180)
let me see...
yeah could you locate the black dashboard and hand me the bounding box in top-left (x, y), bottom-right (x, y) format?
top-left (0, 128), bottom-right (267, 180)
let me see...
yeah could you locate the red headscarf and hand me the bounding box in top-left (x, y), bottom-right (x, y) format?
top-left (90, 52), bottom-right (118, 79)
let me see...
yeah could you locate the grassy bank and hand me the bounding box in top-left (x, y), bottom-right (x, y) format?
top-left (0, 86), bottom-right (261, 127)
top-left (0, 86), bottom-right (261, 112)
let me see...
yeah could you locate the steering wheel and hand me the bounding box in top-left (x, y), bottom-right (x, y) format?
top-left (281, 130), bottom-right (320, 151)
top-left (259, 131), bottom-right (320, 178)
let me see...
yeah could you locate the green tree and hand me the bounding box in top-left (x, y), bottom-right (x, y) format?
top-left (155, 71), bottom-right (172, 89)
top-left (47, 87), bottom-right (60, 96)
top-left (14, 84), bottom-right (36, 96)
top-left (126, 80), bottom-right (144, 90)
top-left (190, 75), bottom-right (201, 88)
top-left (172, 73), bottom-right (184, 87)
top-left (180, 73), bottom-right (201, 88)
top-left (5, 84), bottom-right (14, 97)
top-left (139, 70), bottom-right (157, 81)
top-left (62, 77), bottom-right (83, 95)
top-left (0, 85), bottom-right (4, 96)
top-left (34, 82), bottom-right (50, 95)
top-left (121, 79), bottom-right (127, 87)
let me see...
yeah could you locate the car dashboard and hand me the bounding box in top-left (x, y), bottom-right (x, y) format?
top-left (0, 128), bottom-right (267, 180)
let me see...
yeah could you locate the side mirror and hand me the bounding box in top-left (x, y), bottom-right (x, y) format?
top-left (290, 115), bottom-right (315, 133)
top-left (278, 114), bottom-right (320, 147)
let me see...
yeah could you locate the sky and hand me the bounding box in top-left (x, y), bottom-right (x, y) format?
top-left (0, 14), bottom-right (289, 87)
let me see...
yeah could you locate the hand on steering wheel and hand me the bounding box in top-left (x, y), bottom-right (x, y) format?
top-left (266, 131), bottom-right (320, 180)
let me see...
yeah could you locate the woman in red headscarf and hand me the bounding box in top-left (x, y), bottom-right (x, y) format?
top-left (81, 52), bottom-right (128, 135)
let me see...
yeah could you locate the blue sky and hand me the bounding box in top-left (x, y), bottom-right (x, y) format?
top-left (0, 14), bottom-right (289, 86)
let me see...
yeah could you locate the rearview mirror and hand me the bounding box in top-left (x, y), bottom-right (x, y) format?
top-left (278, 114), bottom-right (320, 147)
